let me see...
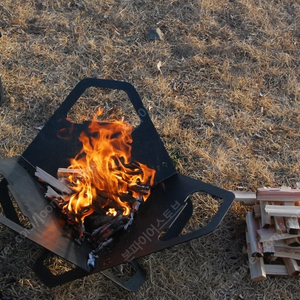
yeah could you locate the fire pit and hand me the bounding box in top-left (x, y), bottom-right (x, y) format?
top-left (0, 78), bottom-right (235, 291)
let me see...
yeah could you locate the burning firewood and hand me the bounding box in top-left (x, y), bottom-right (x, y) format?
top-left (36, 164), bottom-right (153, 254)
top-left (128, 184), bottom-right (151, 195)
top-left (35, 167), bottom-right (72, 194)
top-left (35, 113), bottom-right (156, 268)
top-left (45, 185), bottom-right (63, 199)
top-left (57, 168), bottom-right (84, 178)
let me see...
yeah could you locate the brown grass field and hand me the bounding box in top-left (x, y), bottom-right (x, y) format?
top-left (1, 0), bottom-right (300, 299)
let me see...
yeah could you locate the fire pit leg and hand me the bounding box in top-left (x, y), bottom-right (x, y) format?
top-left (101, 260), bottom-right (146, 292)
top-left (33, 249), bottom-right (146, 291)
top-left (32, 249), bottom-right (90, 287)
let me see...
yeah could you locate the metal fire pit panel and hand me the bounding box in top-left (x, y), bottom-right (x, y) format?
top-left (93, 173), bottom-right (234, 271)
top-left (0, 156), bottom-right (92, 271)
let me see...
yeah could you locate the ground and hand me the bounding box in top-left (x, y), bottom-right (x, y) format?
top-left (1, 0), bottom-right (300, 299)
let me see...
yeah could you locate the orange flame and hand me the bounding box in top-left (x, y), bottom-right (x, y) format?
top-left (106, 208), bottom-right (117, 217)
top-left (62, 111), bottom-right (156, 227)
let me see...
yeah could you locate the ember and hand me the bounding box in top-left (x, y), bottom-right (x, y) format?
top-left (35, 109), bottom-right (156, 266)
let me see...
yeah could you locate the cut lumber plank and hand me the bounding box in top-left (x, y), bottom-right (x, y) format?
top-left (253, 204), bottom-right (261, 218)
top-left (57, 168), bottom-right (83, 177)
top-left (262, 241), bottom-right (275, 255)
top-left (266, 255), bottom-right (278, 262)
top-left (274, 216), bottom-right (287, 234)
top-left (247, 250), bottom-right (266, 281)
top-left (274, 239), bottom-right (300, 248)
top-left (264, 205), bottom-right (300, 217)
top-left (274, 246), bottom-right (300, 260)
top-left (271, 201), bottom-right (287, 234)
top-left (232, 191), bottom-right (256, 205)
top-left (257, 227), bottom-right (300, 242)
top-left (283, 258), bottom-right (300, 276)
top-left (35, 166), bottom-right (72, 194)
top-left (260, 201), bottom-right (271, 228)
top-left (246, 212), bottom-right (263, 257)
top-left (257, 187), bottom-right (300, 201)
top-left (264, 264), bottom-right (288, 276)
top-left (245, 232), bottom-right (266, 281)
top-left (285, 217), bottom-right (300, 234)
top-left (45, 185), bottom-right (62, 199)
top-left (285, 237), bottom-right (300, 246)
top-left (283, 202), bottom-right (300, 234)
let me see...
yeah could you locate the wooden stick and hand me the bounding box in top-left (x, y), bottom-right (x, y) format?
top-left (247, 251), bottom-right (266, 281)
top-left (274, 239), bottom-right (300, 248)
top-left (57, 168), bottom-right (83, 177)
top-left (274, 246), bottom-right (300, 260)
top-left (253, 204), bottom-right (261, 218)
top-left (270, 201), bottom-right (287, 234)
top-left (264, 205), bottom-right (300, 217)
top-left (274, 216), bottom-right (287, 234)
top-left (257, 227), bottom-right (300, 242)
top-left (35, 166), bottom-right (72, 194)
top-left (283, 202), bottom-right (300, 234)
top-left (245, 232), bottom-right (266, 281)
top-left (257, 187), bottom-right (300, 201)
top-left (285, 237), bottom-right (300, 247)
top-left (262, 241), bottom-right (275, 255)
top-left (264, 264), bottom-right (288, 276)
top-left (246, 212), bottom-right (263, 257)
top-left (283, 258), bottom-right (300, 276)
top-left (266, 255), bottom-right (278, 262)
top-left (260, 201), bottom-right (271, 228)
top-left (45, 185), bottom-right (62, 199)
top-left (232, 191), bottom-right (256, 205)
top-left (285, 218), bottom-right (300, 234)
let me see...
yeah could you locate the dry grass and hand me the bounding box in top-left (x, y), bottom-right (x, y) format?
top-left (1, 0), bottom-right (300, 299)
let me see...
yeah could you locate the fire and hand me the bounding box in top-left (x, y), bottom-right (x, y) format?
top-left (62, 109), bottom-right (156, 231)
top-left (106, 208), bottom-right (117, 217)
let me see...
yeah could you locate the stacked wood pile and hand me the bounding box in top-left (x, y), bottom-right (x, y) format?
top-left (235, 187), bottom-right (300, 281)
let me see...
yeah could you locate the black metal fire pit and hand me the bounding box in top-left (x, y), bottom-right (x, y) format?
top-left (0, 78), bottom-right (235, 291)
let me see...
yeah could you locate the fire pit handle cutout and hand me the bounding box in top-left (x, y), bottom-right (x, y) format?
top-left (111, 174), bottom-right (235, 264)
top-left (159, 190), bottom-right (226, 242)
top-left (52, 78), bottom-right (152, 126)
top-left (158, 176), bottom-right (235, 245)
top-left (32, 249), bottom-right (146, 291)
top-left (20, 78), bottom-right (176, 184)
